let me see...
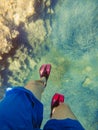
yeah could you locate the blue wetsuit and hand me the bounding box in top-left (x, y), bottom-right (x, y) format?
top-left (0, 87), bottom-right (85, 130)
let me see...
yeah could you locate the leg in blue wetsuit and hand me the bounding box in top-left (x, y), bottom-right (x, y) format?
top-left (0, 64), bottom-right (51, 130)
top-left (0, 64), bottom-right (85, 130)
top-left (44, 93), bottom-right (85, 130)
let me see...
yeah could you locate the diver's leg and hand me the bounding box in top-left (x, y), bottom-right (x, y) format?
top-left (50, 93), bottom-right (76, 120)
top-left (51, 103), bottom-right (77, 120)
top-left (25, 64), bottom-right (51, 101)
top-left (25, 77), bottom-right (47, 100)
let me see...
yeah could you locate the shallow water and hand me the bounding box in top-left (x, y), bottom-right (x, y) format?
top-left (0, 0), bottom-right (98, 130)
top-left (38, 0), bottom-right (98, 129)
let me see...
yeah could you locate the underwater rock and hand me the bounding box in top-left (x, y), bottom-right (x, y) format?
top-left (0, 0), bottom-right (53, 58)
top-left (82, 77), bottom-right (91, 87)
top-left (0, 17), bottom-right (18, 58)
top-left (0, 0), bottom-right (35, 59)
top-left (0, 0), bottom-right (54, 96)
top-left (26, 19), bottom-right (47, 43)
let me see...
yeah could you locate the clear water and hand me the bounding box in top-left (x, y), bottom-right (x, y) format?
top-left (0, 0), bottom-right (98, 130)
top-left (38, 0), bottom-right (98, 130)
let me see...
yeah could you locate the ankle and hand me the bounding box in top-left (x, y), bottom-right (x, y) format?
top-left (40, 77), bottom-right (47, 87)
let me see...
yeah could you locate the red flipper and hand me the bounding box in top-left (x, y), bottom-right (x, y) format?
top-left (39, 64), bottom-right (51, 80)
top-left (50, 93), bottom-right (64, 117)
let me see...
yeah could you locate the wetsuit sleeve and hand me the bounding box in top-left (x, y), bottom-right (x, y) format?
top-left (43, 118), bottom-right (85, 130)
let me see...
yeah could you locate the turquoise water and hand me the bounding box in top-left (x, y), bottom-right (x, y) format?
top-left (0, 0), bottom-right (98, 130)
top-left (37, 0), bottom-right (98, 130)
